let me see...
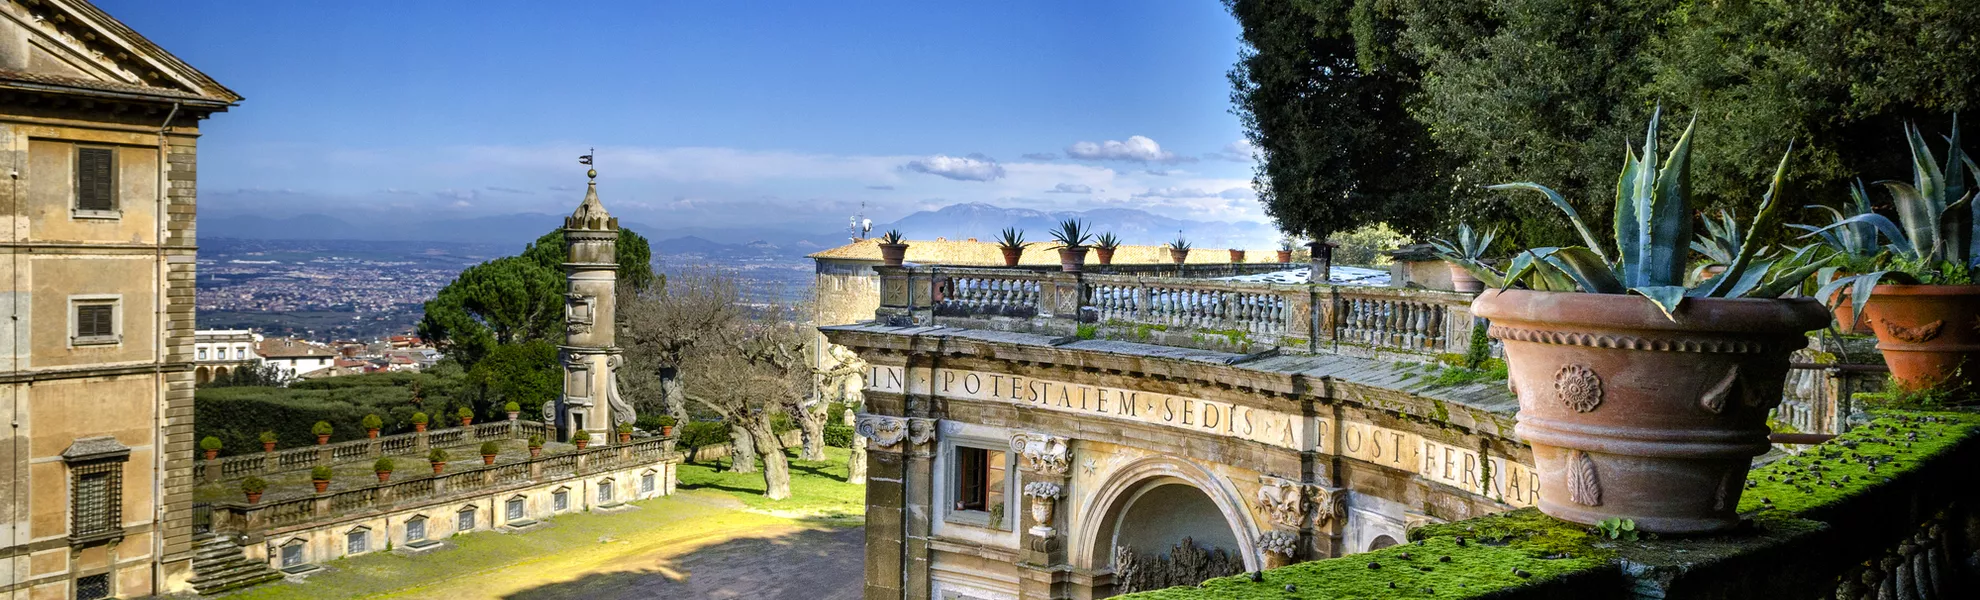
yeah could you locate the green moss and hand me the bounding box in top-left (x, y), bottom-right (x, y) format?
top-left (1207, 328), bottom-right (1252, 346)
top-left (1738, 411), bottom-right (1980, 516)
top-left (1429, 398), bottom-right (1450, 423)
top-left (1075, 323), bottom-right (1098, 340)
top-left (1425, 361), bottom-right (1508, 389)
top-left (1122, 509), bottom-right (1610, 599)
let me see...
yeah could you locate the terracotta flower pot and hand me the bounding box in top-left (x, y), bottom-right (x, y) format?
top-left (1229, 249), bottom-right (1246, 263)
top-left (377, 471), bottom-right (391, 482)
top-left (1169, 248), bottom-right (1189, 264)
top-left (313, 480), bottom-right (329, 493)
top-left (1276, 250), bottom-right (1292, 264)
top-left (879, 242), bottom-right (909, 266)
top-left (1000, 246), bottom-right (1023, 266)
top-left (1861, 284), bottom-right (1980, 393)
top-left (1095, 248), bottom-right (1116, 265)
top-left (431, 462), bottom-right (446, 474)
top-left (1473, 289), bottom-right (1827, 534)
top-left (461, 417), bottom-right (473, 426)
top-left (1448, 262), bottom-right (1484, 293)
top-left (262, 441), bottom-right (276, 452)
top-left (618, 433), bottom-right (632, 443)
top-left (316, 434), bottom-right (330, 445)
top-left (414, 423), bottom-right (427, 433)
top-left (367, 429), bottom-right (379, 439)
top-left (203, 449), bottom-right (218, 461)
top-left (529, 447), bottom-right (543, 458)
top-left (1057, 247), bottom-right (1088, 273)
top-left (660, 425), bottom-right (673, 437)
top-left (576, 441), bottom-right (589, 450)
top-left (245, 491), bottom-right (262, 504)
top-left (482, 454), bottom-right (497, 465)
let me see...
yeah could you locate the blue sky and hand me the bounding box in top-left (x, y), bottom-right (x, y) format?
top-left (101, 1), bottom-right (1261, 231)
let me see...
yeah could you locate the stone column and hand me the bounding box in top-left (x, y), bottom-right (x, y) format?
top-left (904, 418), bottom-right (939, 600)
top-left (557, 173), bottom-right (622, 443)
top-left (1308, 240), bottom-right (1338, 285)
top-left (856, 414), bottom-right (909, 600)
top-left (1010, 431), bottom-right (1073, 600)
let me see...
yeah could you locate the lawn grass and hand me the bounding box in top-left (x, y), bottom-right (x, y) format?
top-left (676, 445), bottom-right (865, 521)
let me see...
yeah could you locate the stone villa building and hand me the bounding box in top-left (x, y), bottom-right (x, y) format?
top-left (0, 1), bottom-right (237, 598)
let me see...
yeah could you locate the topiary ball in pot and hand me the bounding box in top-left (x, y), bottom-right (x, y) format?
top-left (1475, 109), bottom-right (1829, 534)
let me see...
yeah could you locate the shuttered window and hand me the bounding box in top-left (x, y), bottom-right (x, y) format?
top-left (75, 304), bottom-right (114, 339)
top-left (70, 461), bottom-right (121, 541)
top-left (74, 147), bottom-right (116, 213)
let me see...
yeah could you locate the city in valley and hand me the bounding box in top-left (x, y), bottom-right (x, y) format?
top-left (5, 2), bottom-right (1977, 600)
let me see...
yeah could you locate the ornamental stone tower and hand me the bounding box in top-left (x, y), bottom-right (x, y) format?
top-left (557, 164), bottom-right (629, 442)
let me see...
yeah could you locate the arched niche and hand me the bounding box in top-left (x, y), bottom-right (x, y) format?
top-left (1073, 456), bottom-right (1259, 576)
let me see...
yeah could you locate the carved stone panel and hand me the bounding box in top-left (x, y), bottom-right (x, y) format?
top-left (856, 414), bottom-right (908, 450)
top-left (1009, 431), bottom-right (1071, 477)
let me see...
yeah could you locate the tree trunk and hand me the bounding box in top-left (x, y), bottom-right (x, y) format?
top-left (748, 416), bottom-right (792, 500)
top-left (728, 421), bottom-right (757, 473)
top-left (799, 403), bottom-right (827, 461)
top-left (848, 435), bottom-right (868, 485)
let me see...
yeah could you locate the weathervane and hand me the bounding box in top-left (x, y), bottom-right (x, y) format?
top-left (578, 148), bottom-right (596, 181)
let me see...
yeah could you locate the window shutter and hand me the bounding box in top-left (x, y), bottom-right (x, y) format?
top-left (78, 304), bottom-right (113, 338)
top-left (75, 148), bottom-right (115, 212)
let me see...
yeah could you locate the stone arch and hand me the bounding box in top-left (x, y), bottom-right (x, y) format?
top-left (1368, 535), bottom-right (1400, 551)
top-left (214, 365), bottom-right (230, 381)
top-left (195, 366), bottom-right (210, 384)
top-left (1072, 455), bottom-right (1260, 574)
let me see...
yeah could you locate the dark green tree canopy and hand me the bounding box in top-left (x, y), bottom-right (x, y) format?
top-left (418, 227), bottom-right (653, 366)
top-left (1230, 0), bottom-right (1980, 250)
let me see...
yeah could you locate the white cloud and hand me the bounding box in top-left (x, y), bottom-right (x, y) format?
top-left (1046, 183), bottom-right (1093, 194)
top-left (1218, 187), bottom-right (1255, 200)
top-left (1021, 152), bottom-right (1059, 161)
top-left (1066, 135), bottom-right (1191, 164)
top-left (1211, 139), bottom-right (1260, 162)
top-left (902, 154), bottom-right (1006, 182)
top-left (1133, 187), bottom-right (1213, 199)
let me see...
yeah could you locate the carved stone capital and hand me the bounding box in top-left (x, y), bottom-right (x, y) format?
top-left (1009, 431), bottom-right (1071, 477)
top-left (1312, 485), bottom-right (1344, 527)
top-left (855, 414), bottom-right (908, 450)
top-left (1255, 475), bottom-right (1310, 529)
top-left (907, 417), bottom-right (938, 446)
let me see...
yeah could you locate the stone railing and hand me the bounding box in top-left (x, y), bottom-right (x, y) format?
top-left (196, 419), bottom-right (535, 481)
top-left (878, 266), bottom-right (1482, 360)
top-left (207, 437), bottom-right (677, 537)
top-left (1115, 410), bottom-right (1980, 599)
top-left (951, 262), bottom-right (1297, 278)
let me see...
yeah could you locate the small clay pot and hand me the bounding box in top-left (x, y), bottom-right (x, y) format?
top-left (1861, 284), bottom-right (1980, 393)
top-left (576, 441), bottom-right (589, 450)
top-left (377, 471), bottom-right (391, 482)
top-left (879, 242), bottom-right (909, 266)
top-left (1057, 247), bottom-right (1088, 273)
top-left (482, 454), bottom-right (497, 465)
top-left (507, 412), bottom-right (520, 421)
top-left (245, 491), bottom-right (262, 504)
top-left (1276, 250), bottom-right (1292, 264)
top-left (1229, 249), bottom-right (1246, 263)
top-left (1095, 248), bottom-right (1116, 265)
top-left (460, 416), bottom-right (474, 426)
top-left (316, 434), bottom-right (330, 445)
top-left (1169, 248), bottom-right (1190, 264)
top-left (262, 441), bottom-right (276, 453)
top-left (414, 423), bottom-right (427, 433)
top-left (367, 429), bottom-right (379, 439)
top-left (203, 449), bottom-right (218, 461)
top-left (431, 462), bottom-right (446, 474)
top-left (1448, 262), bottom-right (1484, 293)
top-left (618, 433), bottom-right (632, 443)
top-left (529, 447), bottom-right (543, 458)
top-left (1000, 246), bottom-right (1023, 266)
top-left (1473, 289), bottom-right (1827, 533)
top-left (313, 480), bottom-right (329, 493)
top-left (660, 425), bottom-right (674, 437)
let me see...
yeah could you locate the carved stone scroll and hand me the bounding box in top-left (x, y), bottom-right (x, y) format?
top-left (855, 414), bottom-right (908, 450)
top-left (1009, 431), bottom-right (1071, 477)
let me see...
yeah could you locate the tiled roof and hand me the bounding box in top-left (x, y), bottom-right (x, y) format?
top-left (807, 238), bottom-right (1300, 266)
top-left (257, 338), bottom-right (336, 358)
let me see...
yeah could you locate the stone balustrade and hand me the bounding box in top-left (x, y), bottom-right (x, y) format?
top-left (876, 265), bottom-right (1482, 360)
top-left (196, 419), bottom-right (534, 482)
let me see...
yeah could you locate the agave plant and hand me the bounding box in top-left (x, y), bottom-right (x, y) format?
top-left (1691, 209), bottom-right (1744, 266)
top-left (1810, 120), bottom-right (1980, 323)
top-left (877, 229), bottom-right (905, 245)
top-left (1431, 223), bottom-right (1504, 286)
top-left (1094, 232), bottom-right (1122, 250)
top-left (1789, 180), bottom-right (1885, 273)
top-left (995, 227), bottom-right (1027, 250)
top-left (1168, 235), bottom-right (1192, 251)
top-left (1486, 109), bottom-right (1828, 319)
top-left (1279, 237), bottom-right (1298, 252)
top-left (1049, 219), bottom-right (1093, 248)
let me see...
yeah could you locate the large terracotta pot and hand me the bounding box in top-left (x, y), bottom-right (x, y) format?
top-left (1229, 249), bottom-right (1246, 263)
top-left (377, 471), bottom-right (391, 482)
top-left (1095, 248), bottom-right (1116, 265)
top-left (482, 454), bottom-right (497, 465)
top-left (1473, 289), bottom-right (1827, 534)
top-left (313, 480), bottom-right (329, 493)
top-left (1000, 246), bottom-right (1023, 266)
top-left (245, 491), bottom-right (262, 504)
top-left (1861, 285), bottom-right (1980, 393)
top-left (367, 429), bottom-right (379, 439)
top-left (1169, 248), bottom-right (1189, 264)
top-left (1058, 247), bottom-right (1088, 273)
top-left (878, 243), bottom-right (908, 266)
top-left (1448, 262), bottom-right (1484, 293)
top-left (203, 449), bottom-right (218, 461)
top-left (1276, 250), bottom-right (1293, 264)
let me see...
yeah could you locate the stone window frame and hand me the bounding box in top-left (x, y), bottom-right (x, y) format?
top-left (640, 469), bottom-right (656, 494)
top-left (456, 505), bottom-right (477, 532)
top-left (405, 515), bottom-right (428, 543)
top-left (596, 478), bottom-right (614, 504)
top-left (71, 145), bottom-right (120, 220)
top-left (68, 294), bottom-right (122, 347)
top-left (197, 347), bottom-right (207, 360)
top-left (505, 495), bottom-right (526, 521)
top-left (65, 449), bottom-right (127, 546)
top-left (279, 538), bottom-right (306, 568)
top-left (552, 487), bottom-right (570, 512)
top-left (345, 526), bottom-right (370, 555)
top-left (937, 423), bottom-right (1016, 531)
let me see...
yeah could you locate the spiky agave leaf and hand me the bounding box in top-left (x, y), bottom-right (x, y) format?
top-left (1535, 247), bottom-right (1625, 294)
top-left (1705, 144), bottom-right (1793, 298)
top-left (1642, 114), bottom-right (1697, 288)
top-left (1814, 271), bottom-right (1894, 331)
top-left (1486, 182), bottom-right (1611, 264)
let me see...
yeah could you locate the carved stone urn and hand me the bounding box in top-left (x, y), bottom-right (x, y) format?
top-left (1023, 481), bottom-right (1063, 537)
top-left (1473, 289), bottom-right (1827, 534)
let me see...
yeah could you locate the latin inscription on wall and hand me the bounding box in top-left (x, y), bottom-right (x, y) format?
top-left (867, 364), bottom-right (1536, 507)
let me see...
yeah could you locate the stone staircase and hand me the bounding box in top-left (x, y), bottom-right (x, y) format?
top-left (189, 533), bottom-right (282, 596)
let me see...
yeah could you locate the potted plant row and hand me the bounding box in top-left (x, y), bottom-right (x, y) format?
top-left (1812, 120), bottom-right (1980, 394)
top-left (312, 421), bottom-right (334, 445)
top-left (1050, 219), bottom-right (1092, 273)
top-left (1464, 109), bottom-right (1830, 534)
top-left (375, 457), bottom-right (395, 482)
top-left (362, 413), bottom-right (383, 438)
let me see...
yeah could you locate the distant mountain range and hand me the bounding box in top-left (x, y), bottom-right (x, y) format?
top-left (200, 203), bottom-right (1280, 258)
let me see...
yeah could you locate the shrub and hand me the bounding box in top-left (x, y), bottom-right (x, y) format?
top-left (527, 434), bottom-right (544, 448)
top-left (374, 457), bottom-right (394, 473)
top-left (199, 436), bottom-right (223, 452)
top-left (503, 401), bottom-right (521, 413)
top-left (617, 423), bottom-right (634, 434)
top-left (257, 431), bottom-right (277, 444)
top-left (824, 424), bottom-right (855, 448)
top-left (361, 414), bottom-right (383, 430)
top-left (480, 441), bottom-right (500, 456)
top-left (770, 412), bottom-right (795, 434)
top-left (311, 465), bottom-right (333, 481)
top-left (241, 477), bottom-right (268, 494)
top-left (678, 421), bottom-right (731, 449)
top-left (1332, 222), bottom-right (1413, 267)
top-left (657, 415), bottom-right (678, 427)
top-left (411, 412), bottom-right (429, 425)
top-left (634, 415), bottom-right (669, 431)
top-left (428, 448), bottom-right (449, 463)
top-left (572, 430), bottom-right (591, 442)
top-left (196, 371), bottom-right (459, 456)
top-left (311, 421), bottom-right (334, 436)
top-left (457, 406), bottom-right (474, 420)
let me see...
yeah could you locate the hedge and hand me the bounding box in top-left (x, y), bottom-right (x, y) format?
top-left (194, 371), bottom-right (478, 453)
top-left (824, 424), bottom-right (854, 448)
